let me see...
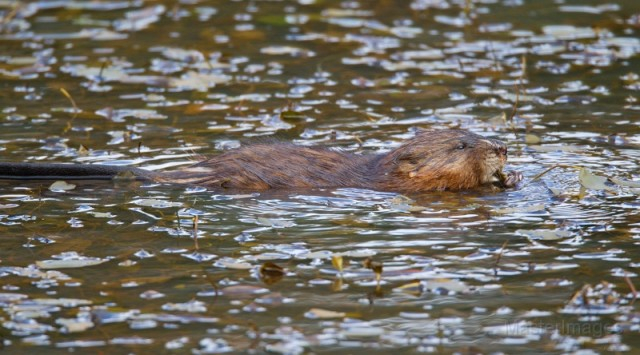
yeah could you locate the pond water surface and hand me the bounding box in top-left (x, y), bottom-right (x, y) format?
top-left (1, 0), bottom-right (640, 353)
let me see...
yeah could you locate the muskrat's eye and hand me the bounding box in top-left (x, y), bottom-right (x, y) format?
top-left (456, 142), bottom-right (467, 150)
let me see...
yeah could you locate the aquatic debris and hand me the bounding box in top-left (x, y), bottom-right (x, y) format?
top-left (168, 71), bottom-right (231, 92)
top-left (56, 315), bottom-right (94, 333)
top-left (113, 5), bottom-right (166, 32)
top-left (393, 278), bottom-right (472, 295)
top-left (161, 300), bottom-right (207, 313)
top-left (305, 308), bottom-right (346, 319)
top-left (259, 262), bottom-right (285, 284)
top-left (560, 282), bottom-right (628, 315)
top-left (36, 252), bottom-right (109, 269)
top-left (49, 181), bottom-right (76, 192)
top-left (579, 168), bottom-right (616, 192)
top-left (220, 285), bottom-right (270, 297)
top-left (96, 108), bottom-right (167, 122)
top-left (213, 258), bottom-right (253, 270)
top-left (182, 252), bottom-right (217, 262)
top-left (517, 229), bottom-right (573, 241)
top-left (193, 338), bottom-right (234, 354)
top-left (261, 46), bottom-right (316, 57)
top-left (130, 198), bottom-right (182, 208)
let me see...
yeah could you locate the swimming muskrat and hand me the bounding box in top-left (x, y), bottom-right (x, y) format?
top-left (0, 129), bottom-right (522, 192)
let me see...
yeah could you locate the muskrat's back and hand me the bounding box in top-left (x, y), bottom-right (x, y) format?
top-left (160, 143), bottom-right (372, 189)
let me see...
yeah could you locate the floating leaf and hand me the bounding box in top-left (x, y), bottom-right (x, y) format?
top-left (221, 285), bottom-right (270, 296)
top-left (524, 134), bottom-right (541, 144)
top-left (340, 326), bottom-right (385, 338)
top-left (57, 318), bottom-right (94, 333)
top-left (542, 25), bottom-right (596, 40)
top-left (260, 46), bottom-right (315, 57)
top-left (423, 279), bottom-right (470, 293)
top-left (611, 177), bottom-right (640, 188)
top-left (49, 181), bottom-right (76, 192)
top-left (304, 308), bottom-right (346, 319)
top-left (37, 258), bottom-right (108, 269)
top-left (214, 258), bottom-right (253, 270)
top-left (168, 71), bottom-right (231, 92)
top-left (130, 199), bottom-right (182, 208)
top-left (578, 168), bottom-right (615, 192)
top-left (256, 217), bottom-right (295, 228)
top-left (517, 229), bottom-right (573, 241)
top-left (495, 203), bottom-right (545, 214)
top-left (161, 300), bottom-right (207, 313)
top-left (332, 255), bottom-right (344, 273)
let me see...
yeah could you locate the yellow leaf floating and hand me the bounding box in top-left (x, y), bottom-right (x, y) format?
top-left (392, 281), bottom-right (423, 295)
top-left (304, 308), bottom-right (346, 319)
top-left (331, 255), bottom-right (343, 273)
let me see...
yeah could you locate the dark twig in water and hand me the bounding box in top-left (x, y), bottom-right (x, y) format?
top-left (354, 135), bottom-right (363, 147)
top-left (457, 58), bottom-right (465, 73)
top-left (507, 55), bottom-right (527, 143)
top-left (204, 273), bottom-right (220, 300)
top-left (463, 0), bottom-right (474, 21)
top-left (487, 41), bottom-right (501, 72)
top-left (494, 240), bottom-right (509, 272)
top-left (192, 215), bottom-right (199, 251)
top-left (522, 164), bottom-right (573, 187)
top-left (363, 257), bottom-right (383, 292)
top-left (624, 272), bottom-right (637, 305)
top-left (508, 83), bottom-right (519, 123)
top-left (97, 61), bottom-right (107, 83)
top-left (0, 3), bottom-right (19, 32)
top-left (59, 87), bottom-right (79, 133)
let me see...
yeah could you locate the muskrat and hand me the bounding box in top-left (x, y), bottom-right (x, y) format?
top-left (0, 129), bottom-right (522, 192)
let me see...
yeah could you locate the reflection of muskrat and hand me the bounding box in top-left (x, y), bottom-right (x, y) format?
top-left (0, 130), bottom-right (521, 192)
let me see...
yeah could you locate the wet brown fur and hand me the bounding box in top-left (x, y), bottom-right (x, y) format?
top-left (159, 129), bottom-right (508, 193)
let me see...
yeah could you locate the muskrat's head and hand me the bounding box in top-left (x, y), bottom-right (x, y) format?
top-left (375, 129), bottom-right (508, 192)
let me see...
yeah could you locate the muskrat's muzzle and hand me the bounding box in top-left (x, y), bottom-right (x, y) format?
top-left (487, 141), bottom-right (522, 188)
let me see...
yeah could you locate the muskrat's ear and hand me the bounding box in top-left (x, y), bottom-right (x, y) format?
top-left (396, 151), bottom-right (420, 166)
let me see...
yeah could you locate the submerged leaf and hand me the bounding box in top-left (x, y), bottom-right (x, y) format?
top-left (49, 181), bottom-right (76, 192)
top-left (517, 229), bottom-right (573, 241)
top-left (578, 168), bottom-right (615, 192)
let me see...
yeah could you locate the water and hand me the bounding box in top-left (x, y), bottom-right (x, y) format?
top-left (1, 0), bottom-right (640, 353)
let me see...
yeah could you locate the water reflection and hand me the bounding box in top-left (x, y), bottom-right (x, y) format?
top-left (1, 0), bottom-right (640, 353)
